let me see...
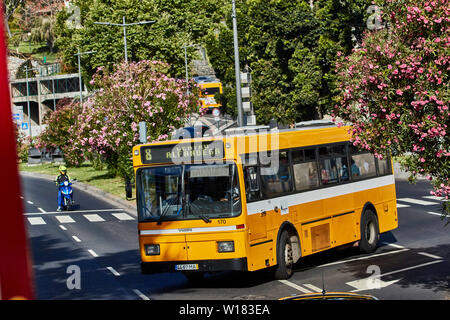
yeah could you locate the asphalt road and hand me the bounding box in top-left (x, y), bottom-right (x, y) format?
top-left (21, 174), bottom-right (449, 300)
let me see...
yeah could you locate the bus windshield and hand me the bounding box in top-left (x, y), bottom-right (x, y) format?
top-left (137, 163), bottom-right (241, 222)
top-left (201, 87), bottom-right (221, 96)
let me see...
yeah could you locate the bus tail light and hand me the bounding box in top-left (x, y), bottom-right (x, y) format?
top-left (145, 244), bottom-right (160, 255)
top-left (217, 241), bottom-right (235, 253)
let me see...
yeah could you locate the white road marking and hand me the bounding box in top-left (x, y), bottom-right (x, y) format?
top-left (381, 242), bottom-right (406, 249)
top-left (422, 196), bottom-right (445, 201)
top-left (347, 254), bottom-right (444, 292)
top-left (396, 203), bottom-right (410, 208)
top-left (83, 214), bottom-right (105, 222)
top-left (378, 260), bottom-right (443, 278)
top-left (24, 208), bottom-right (124, 215)
top-left (88, 249), bottom-right (99, 257)
top-left (418, 252), bottom-right (443, 260)
top-left (38, 207), bottom-right (46, 213)
top-left (278, 280), bottom-right (312, 293)
top-left (318, 248), bottom-right (409, 268)
top-left (72, 236), bottom-right (82, 242)
top-left (427, 211), bottom-right (443, 217)
top-left (347, 278), bottom-right (400, 292)
top-left (55, 215), bottom-right (75, 224)
top-left (27, 217), bottom-right (46, 225)
top-left (112, 213), bottom-right (134, 221)
top-left (303, 284), bottom-right (323, 292)
top-left (397, 197), bottom-right (439, 206)
top-left (59, 225), bottom-right (67, 231)
top-left (27, 201), bottom-right (34, 205)
top-left (106, 267), bottom-right (120, 276)
top-left (133, 289), bottom-right (150, 300)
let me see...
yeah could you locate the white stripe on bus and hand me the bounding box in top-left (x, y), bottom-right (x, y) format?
top-left (140, 225), bottom-right (243, 235)
top-left (247, 175), bottom-right (395, 215)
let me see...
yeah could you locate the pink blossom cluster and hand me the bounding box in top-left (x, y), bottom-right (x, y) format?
top-left (333, 0), bottom-right (449, 206)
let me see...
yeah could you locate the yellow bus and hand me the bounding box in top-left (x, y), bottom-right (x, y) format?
top-left (129, 122), bottom-right (398, 280)
top-left (197, 81), bottom-right (223, 109)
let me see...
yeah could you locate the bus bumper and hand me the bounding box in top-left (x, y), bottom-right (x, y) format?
top-left (141, 258), bottom-right (248, 274)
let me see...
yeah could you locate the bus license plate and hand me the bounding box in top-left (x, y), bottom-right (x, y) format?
top-left (175, 264), bottom-right (199, 271)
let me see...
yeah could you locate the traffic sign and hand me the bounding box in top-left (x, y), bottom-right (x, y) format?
top-left (212, 108), bottom-right (220, 117)
top-left (139, 121), bottom-right (147, 143)
top-left (21, 122), bottom-right (28, 130)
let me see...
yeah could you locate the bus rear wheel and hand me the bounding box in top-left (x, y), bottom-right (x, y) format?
top-left (359, 209), bottom-right (379, 253)
top-left (274, 230), bottom-right (294, 280)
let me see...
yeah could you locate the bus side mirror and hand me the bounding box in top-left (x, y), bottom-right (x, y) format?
top-left (249, 173), bottom-right (260, 192)
top-left (246, 167), bottom-right (260, 192)
top-left (125, 179), bottom-right (133, 200)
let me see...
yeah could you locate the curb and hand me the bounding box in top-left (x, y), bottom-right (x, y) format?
top-left (19, 171), bottom-right (138, 217)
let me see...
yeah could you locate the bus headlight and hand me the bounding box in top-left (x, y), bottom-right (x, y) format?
top-left (217, 241), bottom-right (234, 253)
top-left (145, 244), bottom-right (160, 255)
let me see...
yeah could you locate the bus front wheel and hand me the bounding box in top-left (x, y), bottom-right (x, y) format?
top-left (273, 230), bottom-right (294, 280)
top-left (359, 209), bottom-right (379, 253)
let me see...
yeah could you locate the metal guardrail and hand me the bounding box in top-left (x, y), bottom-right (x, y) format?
top-left (28, 147), bottom-right (64, 164)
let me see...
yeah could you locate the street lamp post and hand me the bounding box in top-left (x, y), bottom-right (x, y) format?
top-left (25, 65), bottom-right (38, 137)
top-left (94, 17), bottom-right (156, 64)
top-left (74, 48), bottom-right (96, 106)
top-left (232, 0), bottom-right (244, 127)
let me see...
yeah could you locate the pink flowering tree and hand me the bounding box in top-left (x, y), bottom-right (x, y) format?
top-left (333, 0), bottom-right (449, 217)
top-left (70, 60), bottom-right (199, 178)
top-left (36, 99), bottom-right (84, 166)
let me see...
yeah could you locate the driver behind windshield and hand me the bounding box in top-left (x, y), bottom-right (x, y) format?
top-left (220, 178), bottom-right (240, 202)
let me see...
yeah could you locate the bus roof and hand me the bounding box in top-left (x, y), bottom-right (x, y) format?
top-left (132, 124), bottom-right (352, 166)
top-left (140, 122), bottom-right (350, 145)
top-left (198, 81), bottom-right (221, 86)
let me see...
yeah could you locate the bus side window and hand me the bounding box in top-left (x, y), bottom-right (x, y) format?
top-left (244, 166), bottom-right (261, 202)
top-left (318, 146), bottom-right (338, 185)
top-left (292, 148), bottom-right (319, 191)
top-left (318, 144), bottom-right (349, 185)
top-left (319, 158), bottom-right (338, 185)
top-left (260, 151), bottom-right (293, 198)
top-left (349, 145), bottom-right (377, 180)
top-left (377, 156), bottom-right (392, 175)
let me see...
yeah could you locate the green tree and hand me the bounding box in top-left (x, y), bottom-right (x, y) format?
top-left (30, 16), bottom-right (56, 52)
top-left (203, 0), bottom-right (372, 125)
top-left (54, 0), bottom-right (373, 125)
top-left (2, 0), bottom-right (25, 37)
top-left (55, 0), bottom-right (225, 81)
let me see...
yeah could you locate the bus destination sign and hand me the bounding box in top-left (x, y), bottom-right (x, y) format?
top-left (141, 141), bottom-right (224, 164)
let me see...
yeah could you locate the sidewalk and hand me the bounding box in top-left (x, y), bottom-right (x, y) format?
top-left (393, 162), bottom-right (427, 181)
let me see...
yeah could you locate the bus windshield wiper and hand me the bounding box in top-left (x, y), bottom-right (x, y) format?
top-left (157, 196), bottom-right (178, 225)
top-left (156, 210), bottom-right (169, 225)
top-left (198, 214), bottom-right (211, 223)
